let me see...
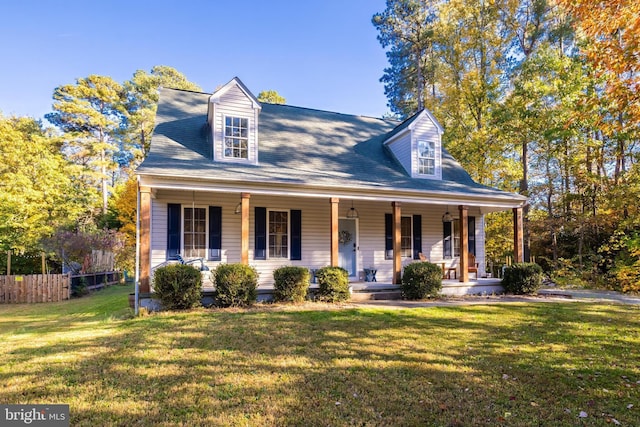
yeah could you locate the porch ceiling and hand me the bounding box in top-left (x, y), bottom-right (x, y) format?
top-left (140, 175), bottom-right (526, 212)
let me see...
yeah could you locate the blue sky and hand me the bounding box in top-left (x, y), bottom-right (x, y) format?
top-left (0, 0), bottom-right (391, 121)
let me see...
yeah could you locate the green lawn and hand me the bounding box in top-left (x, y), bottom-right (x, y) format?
top-left (1, 286), bottom-right (639, 426)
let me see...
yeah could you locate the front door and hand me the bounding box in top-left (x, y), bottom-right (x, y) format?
top-left (338, 218), bottom-right (357, 277)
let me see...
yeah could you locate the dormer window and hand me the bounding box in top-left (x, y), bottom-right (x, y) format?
top-left (208, 77), bottom-right (261, 165)
top-left (224, 116), bottom-right (249, 159)
top-left (417, 140), bottom-right (435, 175)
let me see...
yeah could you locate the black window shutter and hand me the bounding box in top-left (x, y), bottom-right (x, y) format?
top-left (255, 207), bottom-right (266, 260)
top-left (413, 215), bottom-right (422, 259)
top-left (290, 210), bottom-right (302, 260)
top-left (385, 213), bottom-right (393, 260)
top-left (167, 203), bottom-right (181, 260)
top-left (209, 206), bottom-right (222, 261)
top-left (468, 216), bottom-right (476, 256)
top-left (443, 221), bottom-right (452, 259)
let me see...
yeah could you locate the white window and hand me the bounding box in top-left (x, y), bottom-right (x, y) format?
top-left (183, 207), bottom-right (207, 258)
top-left (401, 216), bottom-right (412, 258)
top-left (418, 140), bottom-right (435, 175)
top-left (268, 210), bottom-right (289, 259)
top-left (453, 220), bottom-right (460, 257)
top-left (224, 116), bottom-right (249, 159)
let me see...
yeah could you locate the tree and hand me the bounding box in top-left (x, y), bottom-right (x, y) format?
top-left (42, 228), bottom-right (124, 274)
top-left (109, 176), bottom-right (138, 272)
top-left (558, 0), bottom-right (640, 128)
top-left (123, 65), bottom-right (201, 160)
top-left (257, 90), bottom-right (286, 104)
top-left (0, 115), bottom-right (88, 254)
top-left (45, 75), bottom-right (126, 215)
top-left (373, 0), bottom-right (440, 117)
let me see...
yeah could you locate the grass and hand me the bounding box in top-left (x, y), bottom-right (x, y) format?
top-left (1, 285), bottom-right (639, 426)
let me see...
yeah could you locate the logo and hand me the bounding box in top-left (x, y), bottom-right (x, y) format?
top-left (1, 405), bottom-right (69, 426)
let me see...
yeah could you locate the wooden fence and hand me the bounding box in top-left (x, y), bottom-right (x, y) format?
top-left (0, 274), bottom-right (70, 303)
top-left (71, 271), bottom-right (121, 291)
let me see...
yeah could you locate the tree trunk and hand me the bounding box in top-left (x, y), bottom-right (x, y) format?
top-left (520, 139), bottom-right (530, 262)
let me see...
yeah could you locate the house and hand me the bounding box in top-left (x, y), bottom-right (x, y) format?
top-left (135, 77), bottom-right (527, 293)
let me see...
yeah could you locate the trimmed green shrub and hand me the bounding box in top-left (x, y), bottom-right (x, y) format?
top-left (273, 266), bottom-right (310, 303)
top-left (213, 263), bottom-right (258, 307)
top-left (316, 266), bottom-right (350, 302)
top-left (401, 262), bottom-right (442, 300)
top-left (153, 264), bottom-right (202, 310)
top-left (502, 262), bottom-right (544, 295)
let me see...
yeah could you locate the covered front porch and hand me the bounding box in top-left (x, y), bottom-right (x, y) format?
top-left (138, 180), bottom-right (525, 293)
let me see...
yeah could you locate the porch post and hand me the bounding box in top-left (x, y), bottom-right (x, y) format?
top-left (513, 207), bottom-right (524, 263)
top-left (392, 201), bottom-right (402, 285)
top-left (241, 193), bottom-right (250, 265)
top-left (139, 186), bottom-right (152, 293)
top-left (459, 205), bottom-right (469, 283)
top-left (330, 198), bottom-right (339, 266)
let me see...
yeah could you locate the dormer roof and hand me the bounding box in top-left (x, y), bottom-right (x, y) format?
top-left (209, 77), bottom-right (262, 110)
top-left (383, 109), bottom-right (443, 146)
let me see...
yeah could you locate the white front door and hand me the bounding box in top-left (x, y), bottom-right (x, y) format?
top-left (338, 218), bottom-right (358, 277)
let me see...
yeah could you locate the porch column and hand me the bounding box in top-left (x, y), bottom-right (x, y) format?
top-left (241, 193), bottom-right (250, 265)
top-left (459, 205), bottom-right (469, 283)
top-left (330, 198), bottom-right (339, 266)
top-left (392, 201), bottom-right (402, 284)
top-left (513, 207), bottom-right (524, 263)
top-left (139, 185), bottom-right (152, 293)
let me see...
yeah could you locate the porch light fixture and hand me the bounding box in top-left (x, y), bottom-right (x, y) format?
top-left (234, 202), bottom-right (242, 215)
top-left (346, 200), bottom-right (359, 219)
top-left (442, 211), bottom-right (453, 223)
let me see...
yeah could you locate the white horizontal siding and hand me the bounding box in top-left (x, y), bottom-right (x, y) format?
top-left (151, 199), bottom-right (166, 267)
top-left (386, 132), bottom-right (412, 175)
top-left (149, 192), bottom-right (487, 286)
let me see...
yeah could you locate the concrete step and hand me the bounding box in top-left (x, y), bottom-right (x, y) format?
top-left (350, 290), bottom-right (403, 301)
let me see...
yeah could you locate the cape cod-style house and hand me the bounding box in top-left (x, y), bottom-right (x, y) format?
top-left (135, 77), bottom-right (527, 294)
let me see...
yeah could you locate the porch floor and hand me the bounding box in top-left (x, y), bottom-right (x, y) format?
top-left (349, 278), bottom-right (503, 297)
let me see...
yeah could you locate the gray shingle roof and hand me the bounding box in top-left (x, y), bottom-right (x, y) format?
top-left (137, 88), bottom-right (524, 203)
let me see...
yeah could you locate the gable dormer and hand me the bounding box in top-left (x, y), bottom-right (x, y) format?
top-left (383, 109), bottom-right (444, 180)
top-left (208, 77), bottom-right (261, 165)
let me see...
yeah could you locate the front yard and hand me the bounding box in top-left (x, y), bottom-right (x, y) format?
top-left (1, 285), bottom-right (639, 426)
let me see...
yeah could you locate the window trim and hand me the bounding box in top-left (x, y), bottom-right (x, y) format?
top-left (386, 214), bottom-right (419, 260)
top-left (267, 208), bottom-right (290, 260)
top-left (417, 139), bottom-right (436, 176)
top-left (181, 205), bottom-right (209, 259)
top-left (443, 217), bottom-right (476, 259)
top-left (223, 115), bottom-right (250, 160)
top-left (400, 215), bottom-right (413, 258)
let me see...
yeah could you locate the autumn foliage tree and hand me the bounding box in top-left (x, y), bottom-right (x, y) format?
top-left (0, 115), bottom-right (88, 254)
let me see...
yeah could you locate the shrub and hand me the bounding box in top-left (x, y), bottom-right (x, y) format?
top-left (213, 263), bottom-right (258, 307)
top-left (401, 262), bottom-right (442, 300)
top-left (71, 276), bottom-right (90, 298)
top-left (153, 264), bottom-right (202, 310)
top-left (315, 266), bottom-right (350, 302)
top-left (612, 263), bottom-right (640, 294)
top-left (502, 263), bottom-right (544, 295)
top-left (273, 266), bottom-right (310, 303)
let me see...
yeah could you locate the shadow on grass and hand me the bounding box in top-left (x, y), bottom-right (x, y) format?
top-left (2, 291), bottom-right (640, 426)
